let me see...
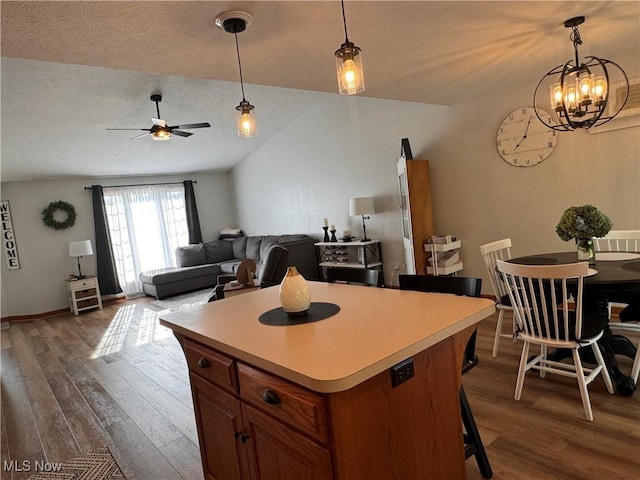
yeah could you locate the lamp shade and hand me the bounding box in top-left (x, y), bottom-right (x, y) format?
top-left (349, 197), bottom-right (375, 216)
top-left (69, 240), bottom-right (93, 257)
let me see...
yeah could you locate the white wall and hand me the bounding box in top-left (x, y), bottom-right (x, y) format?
top-left (231, 94), bottom-right (452, 283)
top-left (231, 49), bottom-right (640, 293)
top-left (0, 172), bottom-right (235, 317)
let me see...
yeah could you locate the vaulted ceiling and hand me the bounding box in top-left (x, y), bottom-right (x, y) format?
top-left (2, 1), bottom-right (638, 181)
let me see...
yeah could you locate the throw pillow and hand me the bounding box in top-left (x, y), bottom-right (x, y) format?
top-left (204, 240), bottom-right (234, 263)
top-left (175, 243), bottom-right (206, 267)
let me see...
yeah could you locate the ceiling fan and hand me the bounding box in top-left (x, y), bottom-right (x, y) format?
top-left (107, 94), bottom-right (211, 140)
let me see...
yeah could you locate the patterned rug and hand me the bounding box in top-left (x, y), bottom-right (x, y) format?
top-left (27, 447), bottom-right (125, 480)
top-left (149, 288), bottom-right (212, 311)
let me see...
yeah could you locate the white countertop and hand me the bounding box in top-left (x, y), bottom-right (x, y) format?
top-left (159, 282), bottom-right (495, 393)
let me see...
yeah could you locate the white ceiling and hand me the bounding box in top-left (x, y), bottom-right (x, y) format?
top-left (1, 1), bottom-right (639, 182)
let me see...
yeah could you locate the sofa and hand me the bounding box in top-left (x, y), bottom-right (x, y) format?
top-left (140, 234), bottom-right (318, 299)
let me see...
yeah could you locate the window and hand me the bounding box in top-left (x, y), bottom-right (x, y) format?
top-left (103, 184), bottom-right (189, 296)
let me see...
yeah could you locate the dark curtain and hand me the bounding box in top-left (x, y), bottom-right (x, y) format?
top-left (91, 185), bottom-right (123, 295)
top-left (184, 180), bottom-right (203, 244)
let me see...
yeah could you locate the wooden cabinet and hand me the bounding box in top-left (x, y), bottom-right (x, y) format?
top-left (184, 339), bottom-right (332, 480)
top-left (397, 138), bottom-right (434, 275)
top-left (66, 276), bottom-right (102, 315)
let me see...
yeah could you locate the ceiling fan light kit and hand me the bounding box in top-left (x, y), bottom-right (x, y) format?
top-left (216, 11), bottom-right (257, 138)
top-left (533, 15), bottom-right (629, 131)
top-left (106, 93), bottom-right (211, 140)
top-left (335, 0), bottom-right (364, 95)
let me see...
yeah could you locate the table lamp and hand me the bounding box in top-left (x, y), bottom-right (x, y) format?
top-left (349, 197), bottom-right (375, 242)
top-left (69, 240), bottom-right (93, 279)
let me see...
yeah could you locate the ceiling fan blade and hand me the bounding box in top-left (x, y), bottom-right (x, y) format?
top-left (107, 128), bottom-right (152, 131)
top-left (152, 118), bottom-right (166, 127)
top-left (171, 130), bottom-right (193, 137)
top-left (167, 122), bottom-right (211, 130)
top-left (130, 132), bottom-right (151, 140)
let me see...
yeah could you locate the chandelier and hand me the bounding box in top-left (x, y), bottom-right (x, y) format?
top-left (334, 0), bottom-right (365, 95)
top-left (216, 11), bottom-right (257, 138)
top-left (533, 16), bottom-right (629, 131)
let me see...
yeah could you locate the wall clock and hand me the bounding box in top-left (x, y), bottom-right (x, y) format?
top-left (496, 106), bottom-right (558, 167)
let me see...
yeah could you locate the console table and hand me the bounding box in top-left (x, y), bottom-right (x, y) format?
top-left (315, 240), bottom-right (383, 281)
top-left (160, 282), bottom-right (495, 479)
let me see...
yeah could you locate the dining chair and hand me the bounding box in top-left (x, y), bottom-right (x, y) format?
top-left (496, 260), bottom-right (615, 421)
top-left (399, 274), bottom-right (492, 479)
top-left (326, 267), bottom-right (383, 287)
top-left (593, 229), bottom-right (640, 383)
top-left (480, 238), bottom-right (515, 357)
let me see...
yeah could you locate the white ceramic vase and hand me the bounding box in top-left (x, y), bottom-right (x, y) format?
top-left (279, 266), bottom-right (311, 315)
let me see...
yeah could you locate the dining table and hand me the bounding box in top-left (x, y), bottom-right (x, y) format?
top-left (508, 250), bottom-right (640, 396)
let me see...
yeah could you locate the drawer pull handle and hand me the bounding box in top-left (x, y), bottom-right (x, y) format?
top-left (261, 389), bottom-right (281, 405)
top-left (234, 431), bottom-right (249, 443)
top-left (197, 358), bottom-right (210, 368)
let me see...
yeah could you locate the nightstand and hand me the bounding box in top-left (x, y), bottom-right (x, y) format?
top-left (66, 276), bottom-right (103, 315)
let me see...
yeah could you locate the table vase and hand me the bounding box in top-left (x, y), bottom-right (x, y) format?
top-left (279, 266), bottom-right (311, 315)
top-left (576, 237), bottom-right (595, 265)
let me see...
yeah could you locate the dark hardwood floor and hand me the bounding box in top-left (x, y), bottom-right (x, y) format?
top-left (1, 296), bottom-right (639, 480)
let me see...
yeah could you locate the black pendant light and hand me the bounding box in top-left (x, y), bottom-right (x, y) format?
top-left (533, 16), bottom-right (629, 131)
top-left (335, 0), bottom-right (365, 95)
top-left (216, 11), bottom-right (257, 137)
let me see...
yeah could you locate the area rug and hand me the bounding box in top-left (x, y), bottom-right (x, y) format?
top-left (27, 447), bottom-right (125, 480)
top-left (149, 288), bottom-right (212, 311)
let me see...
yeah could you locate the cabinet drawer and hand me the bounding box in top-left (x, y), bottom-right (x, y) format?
top-left (184, 339), bottom-right (238, 393)
top-left (238, 364), bottom-right (327, 442)
top-left (75, 288), bottom-right (97, 299)
top-left (70, 278), bottom-right (97, 290)
top-left (77, 298), bottom-right (99, 309)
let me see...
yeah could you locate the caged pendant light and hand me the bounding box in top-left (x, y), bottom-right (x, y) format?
top-left (216, 11), bottom-right (257, 138)
top-left (533, 16), bottom-right (629, 131)
top-left (335, 0), bottom-right (365, 95)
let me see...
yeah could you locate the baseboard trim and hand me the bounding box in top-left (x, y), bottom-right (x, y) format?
top-left (1, 296), bottom-right (126, 323)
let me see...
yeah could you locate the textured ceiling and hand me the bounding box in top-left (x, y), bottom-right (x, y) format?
top-left (1, 1), bottom-right (639, 181)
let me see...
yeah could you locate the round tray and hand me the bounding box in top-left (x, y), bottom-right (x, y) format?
top-left (258, 302), bottom-right (340, 326)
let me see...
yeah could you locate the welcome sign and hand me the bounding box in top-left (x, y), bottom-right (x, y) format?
top-left (0, 201), bottom-right (20, 270)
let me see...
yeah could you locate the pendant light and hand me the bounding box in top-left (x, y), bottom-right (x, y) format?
top-left (533, 16), bottom-right (629, 131)
top-left (335, 0), bottom-right (365, 95)
top-left (216, 11), bottom-right (257, 137)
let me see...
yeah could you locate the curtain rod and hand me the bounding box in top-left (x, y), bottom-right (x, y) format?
top-left (84, 180), bottom-right (197, 190)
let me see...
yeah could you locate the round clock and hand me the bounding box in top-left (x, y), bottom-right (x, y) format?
top-left (496, 106), bottom-right (558, 167)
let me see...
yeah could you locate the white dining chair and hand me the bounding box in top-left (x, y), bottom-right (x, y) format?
top-left (480, 238), bottom-right (515, 357)
top-left (593, 229), bottom-right (640, 383)
top-left (496, 260), bottom-right (615, 421)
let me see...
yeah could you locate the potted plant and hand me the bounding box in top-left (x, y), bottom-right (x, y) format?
top-left (556, 204), bottom-right (612, 263)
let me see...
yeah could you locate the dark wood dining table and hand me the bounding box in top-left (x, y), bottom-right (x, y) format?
top-left (508, 251), bottom-right (640, 396)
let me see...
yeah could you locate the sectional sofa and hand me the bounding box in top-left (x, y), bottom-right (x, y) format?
top-left (139, 234), bottom-right (318, 299)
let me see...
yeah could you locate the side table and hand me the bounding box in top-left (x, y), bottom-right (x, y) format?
top-left (66, 276), bottom-right (103, 315)
top-left (223, 279), bottom-right (261, 298)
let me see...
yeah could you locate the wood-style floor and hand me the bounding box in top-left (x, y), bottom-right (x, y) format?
top-left (1, 296), bottom-right (639, 480)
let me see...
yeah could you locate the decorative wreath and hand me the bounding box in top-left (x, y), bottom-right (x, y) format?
top-left (42, 200), bottom-right (77, 230)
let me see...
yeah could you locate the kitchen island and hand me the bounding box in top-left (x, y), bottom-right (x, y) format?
top-left (160, 281), bottom-right (495, 479)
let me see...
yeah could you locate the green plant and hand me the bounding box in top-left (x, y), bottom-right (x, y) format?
top-left (556, 204), bottom-right (612, 241)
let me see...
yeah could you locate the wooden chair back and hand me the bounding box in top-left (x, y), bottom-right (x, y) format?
top-left (496, 260), bottom-right (588, 342)
top-left (479, 238), bottom-right (512, 301)
top-left (326, 267), bottom-right (382, 287)
top-left (593, 230), bottom-right (640, 253)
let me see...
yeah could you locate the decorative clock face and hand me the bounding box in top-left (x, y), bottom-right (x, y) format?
top-left (496, 107), bottom-right (558, 167)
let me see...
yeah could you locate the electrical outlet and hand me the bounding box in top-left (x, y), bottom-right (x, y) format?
top-left (390, 357), bottom-right (414, 387)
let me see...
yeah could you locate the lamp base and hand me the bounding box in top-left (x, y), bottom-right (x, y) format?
top-left (360, 238), bottom-right (371, 242)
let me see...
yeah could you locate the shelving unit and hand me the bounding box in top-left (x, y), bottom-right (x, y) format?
top-left (424, 238), bottom-right (463, 276)
top-left (315, 240), bottom-right (383, 280)
top-left (66, 276), bottom-right (103, 315)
